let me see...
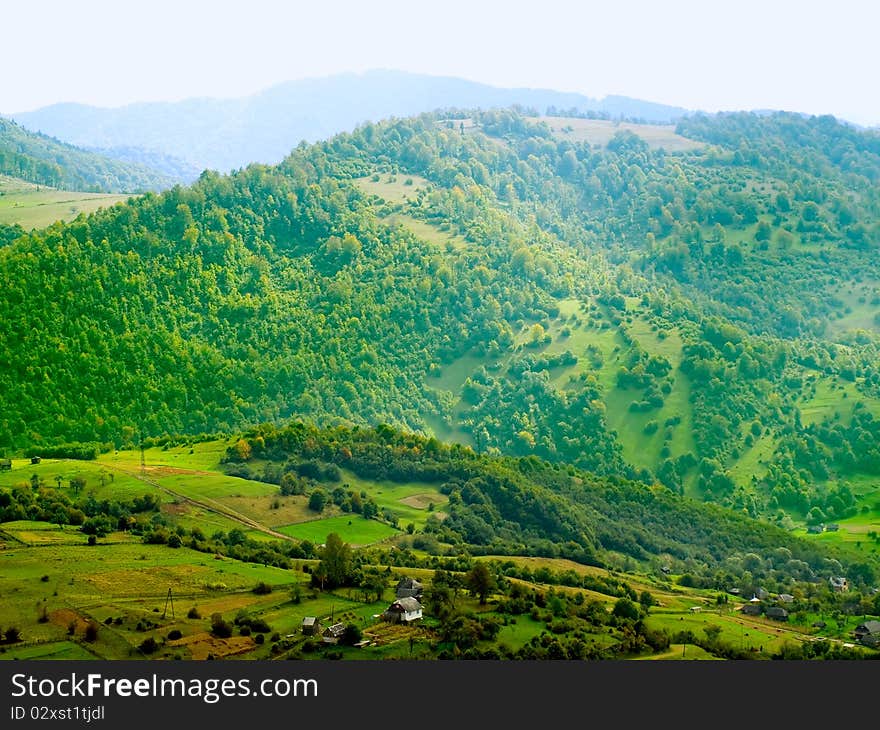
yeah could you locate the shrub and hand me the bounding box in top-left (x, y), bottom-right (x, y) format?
top-left (167, 629), bottom-right (183, 640)
top-left (138, 637), bottom-right (158, 654)
top-left (252, 581), bottom-right (273, 595)
top-left (187, 606), bottom-right (201, 619)
top-left (84, 623), bottom-right (98, 642)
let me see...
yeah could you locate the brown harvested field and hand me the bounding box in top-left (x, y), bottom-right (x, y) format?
top-left (399, 493), bottom-right (443, 509)
top-left (530, 117), bottom-right (705, 152)
top-left (167, 632), bottom-right (256, 660)
top-left (49, 608), bottom-right (89, 633)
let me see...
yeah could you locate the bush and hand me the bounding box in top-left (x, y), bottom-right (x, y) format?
top-left (210, 613), bottom-right (233, 638)
top-left (84, 623), bottom-right (99, 642)
top-left (187, 606), bottom-right (201, 619)
top-left (252, 581), bottom-right (273, 595)
top-left (4, 626), bottom-right (21, 643)
top-left (167, 629), bottom-right (183, 640)
top-left (139, 637), bottom-right (158, 654)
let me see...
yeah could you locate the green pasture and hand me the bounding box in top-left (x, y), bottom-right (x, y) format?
top-left (276, 515), bottom-right (399, 546)
top-left (0, 175), bottom-right (133, 230)
top-left (353, 173), bottom-right (431, 204)
top-left (0, 640), bottom-right (99, 661)
top-left (533, 117), bottom-right (705, 152)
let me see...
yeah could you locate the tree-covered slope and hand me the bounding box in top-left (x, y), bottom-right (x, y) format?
top-left (2, 108), bottom-right (880, 530)
top-left (0, 117), bottom-right (176, 192)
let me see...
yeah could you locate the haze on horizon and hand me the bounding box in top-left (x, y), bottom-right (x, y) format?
top-left (3, 0), bottom-right (877, 126)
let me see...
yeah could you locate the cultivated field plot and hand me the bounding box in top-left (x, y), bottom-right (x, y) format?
top-left (353, 173), bottom-right (432, 204)
top-left (0, 175), bottom-right (133, 229)
top-left (532, 117), bottom-right (705, 152)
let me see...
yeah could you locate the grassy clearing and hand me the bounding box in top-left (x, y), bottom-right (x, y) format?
top-left (385, 213), bottom-right (470, 250)
top-left (0, 175), bottom-right (132, 230)
top-left (276, 515), bottom-right (400, 546)
top-left (532, 117), bottom-right (705, 152)
top-left (353, 173), bottom-right (431, 204)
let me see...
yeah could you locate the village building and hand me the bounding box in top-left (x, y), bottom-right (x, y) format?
top-left (777, 593), bottom-right (794, 604)
top-left (853, 620), bottom-right (880, 647)
top-left (395, 577), bottom-right (423, 600)
top-left (766, 607), bottom-right (788, 622)
top-left (382, 597), bottom-right (423, 623)
top-left (829, 576), bottom-right (849, 592)
top-left (301, 616), bottom-right (321, 636)
top-left (322, 622), bottom-right (346, 644)
top-left (741, 603), bottom-right (762, 616)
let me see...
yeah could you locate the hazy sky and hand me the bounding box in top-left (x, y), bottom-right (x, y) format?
top-left (2, 0), bottom-right (877, 125)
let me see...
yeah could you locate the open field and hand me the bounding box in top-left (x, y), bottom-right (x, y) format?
top-left (0, 175), bottom-right (133, 229)
top-left (276, 515), bottom-right (399, 545)
top-left (353, 173), bottom-right (431, 204)
top-left (532, 117), bottom-right (705, 152)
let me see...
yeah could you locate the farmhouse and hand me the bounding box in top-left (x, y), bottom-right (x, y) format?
top-left (826, 523), bottom-right (840, 532)
top-left (688, 606), bottom-right (702, 613)
top-left (766, 607), bottom-right (788, 622)
top-left (30, 456), bottom-right (41, 465)
top-left (853, 620), bottom-right (880, 645)
top-left (322, 622), bottom-right (346, 644)
top-left (301, 616), bottom-right (321, 636)
top-left (395, 577), bottom-right (423, 599)
top-left (0, 458), bottom-right (11, 471)
top-left (829, 576), bottom-right (849, 592)
top-left (741, 604), bottom-right (763, 616)
top-left (807, 524), bottom-right (824, 534)
top-left (777, 593), bottom-right (794, 604)
top-left (382, 597), bottom-right (423, 623)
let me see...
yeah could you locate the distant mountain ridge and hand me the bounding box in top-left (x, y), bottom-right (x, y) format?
top-left (11, 70), bottom-right (691, 174)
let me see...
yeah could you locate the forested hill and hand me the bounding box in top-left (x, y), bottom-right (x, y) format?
top-left (225, 421), bottom-right (850, 580)
top-left (0, 117), bottom-right (175, 192)
top-left (2, 108), bottom-right (880, 528)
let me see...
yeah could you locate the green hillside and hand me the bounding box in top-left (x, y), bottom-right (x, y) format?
top-left (1, 108), bottom-right (880, 541)
top-left (0, 117), bottom-right (175, 193)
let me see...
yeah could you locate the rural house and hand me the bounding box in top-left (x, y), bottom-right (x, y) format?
top-left (382, 597), bottom-right (423, 623)
top-left (322, 622), bottom-right (346, 644)
top-left (741, 604), bottom-right (762, 616)
top-left (777, 594), bottom-right (794, 604)
top-left (395, 577), bottom-right (423, 599)
top-left (301, 617), bottom-right (321, 636)
top-left (30, 456), bottom-right (41, 464)
top-left (853, 620), bottom-right (880, 646)
top-left (766, 607), bottom-right (788, 622)
top-left (829, 576), bottom-right (849, 592)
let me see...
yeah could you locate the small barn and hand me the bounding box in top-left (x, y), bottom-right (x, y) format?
top-left (30, 456), bottom-right (42, 465)
top-left (322, 622), bottom-right (346, 644)
top-left (766, 607), bottom-right (788, 622)
top-left (741, 604), bottom-right (763, 616)
top-left (395, 577), bottom-right (423, 600)
top-left (829, 576), bottom-right (849, 592)
top-left (301, 616), bottom-right (321, 636)
top-left (382, 597), bottom-right (423, 623)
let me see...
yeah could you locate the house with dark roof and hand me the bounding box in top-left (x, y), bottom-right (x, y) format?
top-left (766, 607), bottom-right (788, 622)
top-left (395, 577), bottom-right (423, 600)
top-left (382, 597), bottom-right (423, 623)
top-left (741, 604), bottom-right (762, 616)
top-left (322, 622), bottom-right (346, 644)
top-left (854, 620), bottom-right (880, 645)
